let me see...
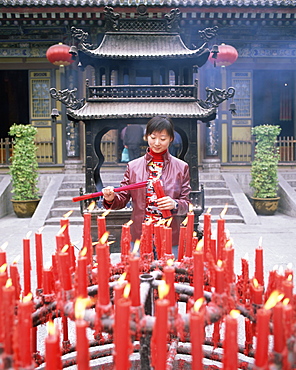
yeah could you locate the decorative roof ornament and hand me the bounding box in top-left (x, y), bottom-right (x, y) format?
top-left (198, 26), bottom-right (218, 42)
top-left (104, 6), bottom-right (120, 31)
top-left (199, 87), bottom-right (236, 109)
top-left (50, 87), bottom-right (85, 110)
top-left (165, 8), bottom-right (181, 32)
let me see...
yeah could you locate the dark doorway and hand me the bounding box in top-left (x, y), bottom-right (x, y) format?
top-left (253, 70), bottom-right (294, 137)
top-left (0, 70), bottom-right (29, 138)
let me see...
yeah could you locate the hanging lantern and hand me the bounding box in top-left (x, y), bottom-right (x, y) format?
top-left (46, 43), bottom-right (74, 67)
top-left (209, 43), bottom-right (238, 67)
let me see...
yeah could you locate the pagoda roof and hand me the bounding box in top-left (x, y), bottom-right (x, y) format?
top-left (80, 33), bottom-right (209, 61)
top-left (67, 101), bottom-right (216, 122)
top-left (1, 0), bottom-right (295, 7)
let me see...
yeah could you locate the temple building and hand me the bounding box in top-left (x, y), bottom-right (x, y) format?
top-left (0, 0), bottom-right (295, 170)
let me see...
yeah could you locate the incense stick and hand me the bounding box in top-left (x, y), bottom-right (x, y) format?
top-left (72, 181), bottom-right (148, 202)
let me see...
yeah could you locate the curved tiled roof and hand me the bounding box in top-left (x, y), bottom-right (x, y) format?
top-left (80, 34), bottom-right (209, 60)
top-left (67, 101), bottom-right (216, 121)
top-left (1, 0), bottom-right (296, 6)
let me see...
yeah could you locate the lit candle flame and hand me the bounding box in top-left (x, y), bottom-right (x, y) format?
top-left (117, 272), bottom-right (127, 285)
top-left (206, 207), bottom-right (212, 214)
top-left (47, 320), bottom-right (56, 336)
top-left (217, 260), bottom-right (223, 268)
top-left (58, 224), bottom-right (67, 236)
top-left (13, 255), bottom-right (21, 264)
top-left (132, 240), bottom-right (140, 255)
top-left (277, 293), bottom-right (285, 302)
top-left (166, 217), bottom-right (173, 227)
top-left (63, 210), bottom-right (73, 218)
top-left (219, 204), bottom-right (228, 219)
top-left (258, 236), bottom-right (263, 248)
top-left (283, 298), bottom-right (290, 306)
top-left (107, 241), bottom-right (115, 246)
top-left (225, 239), bottom-right (233, 249)
top-left (0, 242), bottom-right (8, 251)
top-left (230, 309), bottom-right (240, 319)
top-left (264, 290), bottom-right (281, 310)
top-left (189, 203), bottom-right (194, 213)
top-left (0, 263), bottom-right (7, 273)
top-left (253, 278), bottom-right (259, 288)
top-left (75, 297), bottom-right (91, 320)
top-left (25, 231), bottom-right (32, 239)
top-left (182, 216), bottom-right (188, 226)
top-left (23, 292), bottom-right (33, 303)
top-left (99, 232), bottom-right (109, 245)
top-left (5, 278), bottom-right (12, 288)
top-left (287, 274), bottom-right (293, 282)
top-left (196, 239), bottom-right (203, 252)
top-left (87, 201), bottom-right (96, 212)
top-left (61, 244), bottom-right (69, 253)
top-left (167, 259), bottom-right (174, 267)
top-left (158, 281), bottom-right (170, 300)
top-left (37, 226), bottom-right (44, 234)
top-left (102, 209), bottom-right (111, 217)
top-left (126, 220), bottom-right (133, 226)
top-left (123, 283), bottom-right (131, 298)
top-left (80, 247), bottom-right (87, 257)
top-left (193, 297), bottom-right (204, 312)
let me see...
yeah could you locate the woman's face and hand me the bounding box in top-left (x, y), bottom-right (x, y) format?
top-left (147, 129), bottom-right (173, 153)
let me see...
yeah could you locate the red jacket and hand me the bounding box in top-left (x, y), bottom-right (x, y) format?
top-left (104, 150), bottom-right (191, 245)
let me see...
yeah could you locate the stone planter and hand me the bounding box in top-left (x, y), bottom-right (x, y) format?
top-left (11, 199), bottom-right (40, 218)
top-left (251, 196), bottom-right (280, 216)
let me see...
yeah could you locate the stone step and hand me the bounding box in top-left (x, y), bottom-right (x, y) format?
top-left (204, 195), bottom-right (236, 206)
top-left (204, 187), bottom-right (231, 196)
top-left (203, 204), bottom-right (242, 216)
top-left (200, 180), bottom-right (227, 188)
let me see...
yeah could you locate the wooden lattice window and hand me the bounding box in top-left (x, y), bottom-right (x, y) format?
top-left (30, 72), bottom-right (51, 119)
top-left (232, 72), bottom-right (252, 118)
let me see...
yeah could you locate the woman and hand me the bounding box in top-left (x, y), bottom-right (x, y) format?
top-left (102, 116), bottom-right (191, 251)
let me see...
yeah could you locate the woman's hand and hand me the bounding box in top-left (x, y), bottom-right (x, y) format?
top-left (102, 186), bottom-right (115, 203)
top-left (157, 196), bottom-right (176, 210)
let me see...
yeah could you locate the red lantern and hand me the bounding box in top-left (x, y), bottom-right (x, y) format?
top-left (46, 43), bottom-right (74, 67)
top-left (209, 43), bottom-right (238, 67)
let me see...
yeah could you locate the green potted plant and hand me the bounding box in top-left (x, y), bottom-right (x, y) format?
top-left (9, 123), bottom-right (40, 217)
top-left (250, 124), bottom-right (281, 215)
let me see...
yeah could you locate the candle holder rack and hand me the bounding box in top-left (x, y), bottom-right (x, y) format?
top-left (0, 214), bottom-right (295, 370)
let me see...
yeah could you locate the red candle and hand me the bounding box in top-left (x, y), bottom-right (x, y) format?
top-left (164, 225), bottom-right (172, 255)
top-left (283, 300), bottom-right (293, 340)
top-left (273, 302), bottom-right (285, 353)
top-left (129, 253), bottom-right (141, 307)
top-left (77, 249), bottom-right (88, 298)
top-left (177, 225), bottom-right (186, 261)
top-left (203, 212), bottom-right (211, 262)
top-left (250, 278), bottom-right (263, 305)
top-left (224, 241), bottom-right (234, 284)
top-left (23, 234), bottom-right (31, 296)
top-left (0, 242), bottom-right (7, 267)
top-left (43, 267), bottom-right (54, 295)
top-left (255, 239), bottom-right (264, 286)
top-left (121, 221), bottom-right (132, 256)
top-left (255, 308), bottom-right (271, 368)
top-left (97, 213), bottom-right (107, 241)
top-left (60, 217), bottom-right (71, 246)
top-left (58, 246), bottom-right (72, 291)
top-left (96, 234), bottom-right (110, 306)
top-left (145, 221), bottom-right (153, 254)
top-left (283, 275), bottom-right (293, 301)
top-left (113, 273), bottom-right (127, 306)
top-left (163, 264), bottom-right (175, 307)
top-left (154, 223), bottom-right (162, 259)
top-left (18, 293), bottom-right (33, 368)
top-left (185, 207), bottom-right (194, 257)
top-left (45, 321), bottom-right (62, 370)
top-left (193, 243), bottom-right (204, 301)
top-left (0, 264), bottom-right (7, 344)
top-left (55, 233), bottom-right (65, 253)
top-left (114, 296), bottom-right (132, 370)
top-left (9, 260), bottom-right (21, 300)
top-left (190, 298), bottom-right (204, 370)
top-left (2, 279), bottom-right (16, 354)
top-left (153, 179), bottom-right (171, 219)
top-left (215, 260), bottom-right (224, 294)
top-left (222, 310), bottom-right (239, 370)
top-left (75, 298), bottom-right (90, 370)
top-left (35, 231), bottom-right (43, 290)
top-left (151, 285), bottom-right (169, 370)
top-left (83, 212), bottom-right (93, 265)
top-left (217, 218), bottom-right (225, 261)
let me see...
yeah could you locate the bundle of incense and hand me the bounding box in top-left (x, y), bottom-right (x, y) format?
top-left (72, 181), bottom-right (148, 202)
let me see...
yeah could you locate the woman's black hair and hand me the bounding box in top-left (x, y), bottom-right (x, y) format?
top-left (145, 116), bottom-right (175, 140)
